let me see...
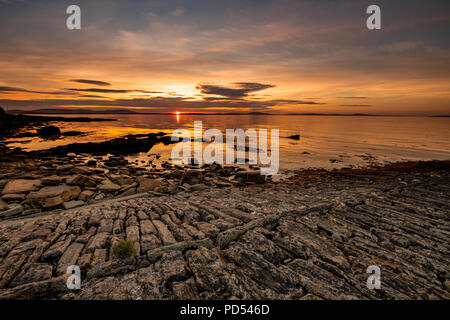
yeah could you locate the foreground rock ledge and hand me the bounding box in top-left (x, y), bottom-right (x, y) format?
top-left (0, 162), bottom-right (448, 300)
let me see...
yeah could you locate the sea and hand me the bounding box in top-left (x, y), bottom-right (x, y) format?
top-left (5, 114), bottom-right (450, 171)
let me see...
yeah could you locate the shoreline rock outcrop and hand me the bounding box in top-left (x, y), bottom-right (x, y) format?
top-left (0, 160), bottom-right (448, 300)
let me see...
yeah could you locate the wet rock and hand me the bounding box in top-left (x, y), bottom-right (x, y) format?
top-left (28, 185), bottom-right (81, 207)
top-left (37, 126), bottom-right (61, 138)
top-left (286, 134), bottom-right (301, 140)
top-left (2, 179), bottom-right (41, 194)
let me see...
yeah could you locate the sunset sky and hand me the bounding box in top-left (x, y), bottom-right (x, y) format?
top-left (0, 0), bottom-right (449, 115)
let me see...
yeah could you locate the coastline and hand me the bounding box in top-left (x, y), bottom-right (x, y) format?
top-left (0, 160), bottom-right (448, 299)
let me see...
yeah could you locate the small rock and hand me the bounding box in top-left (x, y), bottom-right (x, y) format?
top-left (66, 174), bottom-right (96, 187)
top-left (43, 196), bottom-right (64, 208)
top-left (2, 179), bottom-right (41, 195)
top-left (189, 184), bottom-right (207, 192)
top-left (71, 166), bottom-right (91, 175)
top-left (56, 164), bottom-right (74, 172)
top-left (63, 200), bottom-right (85, 210)
top-left (98, 181), bottom-right (121, 192)
top-left (286, 134), bottom-right (301, 140)
top-left (0, 199), bottom-right (9, 210)
top-left (37, 126), bottom-right (61, 138)
top-left (78, 190), bottom-right (95, 201)
top-left (41, 176), bottom-right (66, 185)
top-left (0, 204), bottom-right (23, 217)
top-left (137, 178), bottom-right (165, 193)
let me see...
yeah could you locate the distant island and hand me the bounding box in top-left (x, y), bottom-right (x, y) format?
top-left (6, 108), bottom-right (448, 117)
top-left (8, 108), bottom-right (382, 116)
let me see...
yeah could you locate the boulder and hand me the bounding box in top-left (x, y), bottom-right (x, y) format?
top-left (0, 199), bottom-right (8, 211)
top-left (66, 174), bottom-right (96, 187)
top-left (0, 106), bottom-right (5, 116)
top-left (41, 175), bottom-right (66, 185)
top-left (36, 126), bottom-right (61, 138)
top-left (27, 184), bottom-right (81, 206)
top-left (137, 178), bottom-right (165, 193)
top-left (286, 134), bottom-right (301, 140)
top-left (43, 196), bottom-right (64, 208)
top-left (2, 179), bottom-right (41, 194)
top-left (71, 166), bottom-right (90, 175)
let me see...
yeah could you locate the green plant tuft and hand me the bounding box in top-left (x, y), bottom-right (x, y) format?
top-left (112, 240), bottom-right (136, 259)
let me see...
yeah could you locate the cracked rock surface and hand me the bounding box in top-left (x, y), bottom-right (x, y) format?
top-left (0, 162), bottom-right (448, 300)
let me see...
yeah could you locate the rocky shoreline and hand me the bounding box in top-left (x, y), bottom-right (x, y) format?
top-left (0, 149), bottom-right (266, 221)
top-left (0, 108), bottom-right (115, 139)
top-left (0, 160), bottom-right (448, 299)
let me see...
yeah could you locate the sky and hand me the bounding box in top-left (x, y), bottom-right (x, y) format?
top-left (0, 0), bottom-right (449, 115)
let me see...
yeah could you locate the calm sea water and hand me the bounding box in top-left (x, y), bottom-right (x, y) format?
top-left (6, 114), bottom-right (450, 170)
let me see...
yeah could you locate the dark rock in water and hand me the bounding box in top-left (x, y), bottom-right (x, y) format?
top-left (30, 133), bottom-right (176, 157)
top-left (0, 106), bottom-right (5, 116)
top-left (37, 126), bottom-right (61, 138)
top-left (286, 134), bottom-right (300, 140)
top-left (86, 160), bottom-right (97, 167)
top-left (61, 131), bottom-right (84, 137)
